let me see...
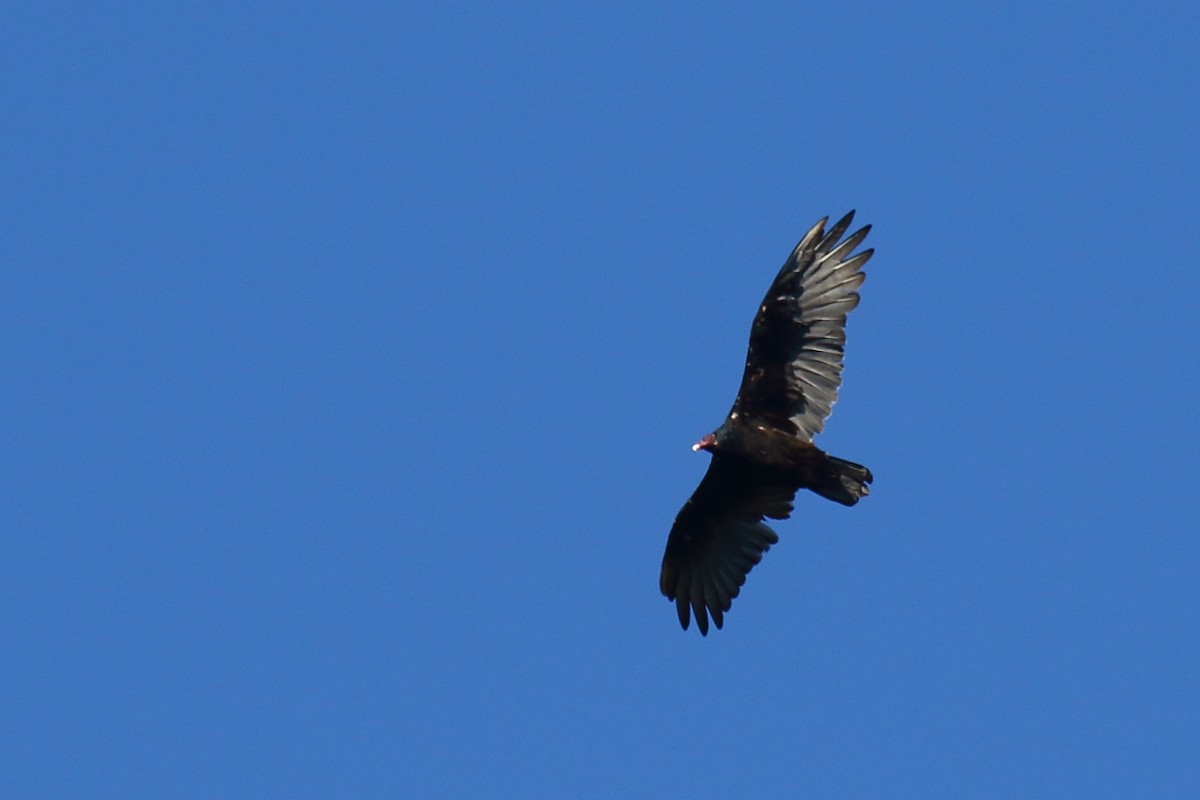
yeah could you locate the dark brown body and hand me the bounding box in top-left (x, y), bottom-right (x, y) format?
top-left (704, 422), bottom-right (872, 508)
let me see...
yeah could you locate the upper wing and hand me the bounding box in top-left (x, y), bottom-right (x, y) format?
top-left (730, 211), bottom-right (873, 439)
top-left (659, 453), bottom-right (795, 635)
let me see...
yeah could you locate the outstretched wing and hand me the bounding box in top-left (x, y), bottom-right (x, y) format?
top-left (730, 211), bottom-right (872, 439)
top-left (659, 454), bottom-right (796, 635)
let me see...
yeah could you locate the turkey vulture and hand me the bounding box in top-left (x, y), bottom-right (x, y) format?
top-left (660, 211), bottom-right (875, 635)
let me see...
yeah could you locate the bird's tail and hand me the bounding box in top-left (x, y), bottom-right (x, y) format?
top-left (812, 455), bottom-right (873, 506)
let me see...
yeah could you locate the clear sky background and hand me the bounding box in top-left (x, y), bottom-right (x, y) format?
top-left (5, 2), bottom-right (1199, 798)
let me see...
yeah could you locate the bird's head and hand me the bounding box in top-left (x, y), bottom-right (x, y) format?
top-left (691, 432), bottom-right (717, 452)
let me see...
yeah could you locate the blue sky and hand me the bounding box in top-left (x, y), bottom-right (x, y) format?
top-left (4, 2), bottom-right (1199, 797)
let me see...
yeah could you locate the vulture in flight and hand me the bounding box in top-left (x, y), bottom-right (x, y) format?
top-left (660, 211), bottom-right (875, 635)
